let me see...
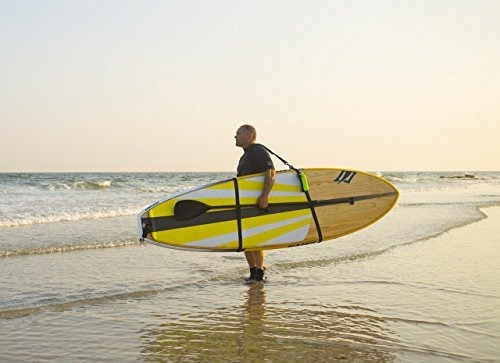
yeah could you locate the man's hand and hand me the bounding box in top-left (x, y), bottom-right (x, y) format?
top-left (257, 194), bottom-right (269, 209)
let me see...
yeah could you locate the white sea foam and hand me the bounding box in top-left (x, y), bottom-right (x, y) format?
top-left (0, 208), bottom-right (139, 228)
top-left (46, 180), bottom-right (114, 191)
top-left (386, 175), bottom-right (420, 183)
top-left (138, 186), bottom-right (186, 193)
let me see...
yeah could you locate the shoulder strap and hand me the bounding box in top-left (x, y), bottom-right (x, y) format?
top-left (257, 144), bottom-right (309, 192)
top-left (257, 144), bottom-right (297, 172)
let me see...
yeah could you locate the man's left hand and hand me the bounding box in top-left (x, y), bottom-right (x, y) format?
top-left (257, 194), bottom-right (269, 209)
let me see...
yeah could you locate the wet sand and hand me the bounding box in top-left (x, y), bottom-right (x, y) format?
top-left (1, 207), bottom-right (499, 362)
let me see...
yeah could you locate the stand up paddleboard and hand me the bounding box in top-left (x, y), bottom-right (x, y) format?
top-left (138, 168), bottom-right (398, 252)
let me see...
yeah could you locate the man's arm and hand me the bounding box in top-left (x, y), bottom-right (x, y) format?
top-left (257, 168), bottom-right (276, 209)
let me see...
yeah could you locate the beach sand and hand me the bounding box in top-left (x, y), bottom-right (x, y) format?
top-left (1, 207), bottom-right (499, 362)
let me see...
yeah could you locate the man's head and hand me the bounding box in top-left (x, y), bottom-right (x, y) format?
top-left (235, 124), bottom-right (257, 149)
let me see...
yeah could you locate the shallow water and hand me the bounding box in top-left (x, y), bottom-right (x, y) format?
top-left (1, 171), bottom-right (500, 362)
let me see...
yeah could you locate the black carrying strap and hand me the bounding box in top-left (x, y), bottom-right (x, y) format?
top-left (259, 144), bottom-right (323, 242)
top-left (141, 219), bottom-right (151, 241)
top-left (233, 177), bottom-right (243, 251)
top-left (259, 144), bottom-right (300, 176)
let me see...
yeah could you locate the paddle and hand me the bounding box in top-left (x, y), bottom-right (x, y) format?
top-left (173, 193), bottom-right (394, 221)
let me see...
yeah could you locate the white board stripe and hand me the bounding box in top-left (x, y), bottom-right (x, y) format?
top-left (181, 189), bottom-right (235, 199)
top-left (181, 189), bottom-right (304, 200)
top-left (185, 214), bottom-right (311, 248)
top-left (244, 171), bottom-right (302, 187)
top-left (257, 225), bottom-right (311, 246)
top-left (185, 231), bottom-right (239, 248)
top-left (242, 190), bottom-right (305, 198)
top-left (275, 172), bottom-right (303, 187)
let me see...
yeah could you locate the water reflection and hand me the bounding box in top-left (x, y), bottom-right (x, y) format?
top-left (236, 284), bottom-right (266, 360)
top-left (140, 284), bottom-right (396, 361)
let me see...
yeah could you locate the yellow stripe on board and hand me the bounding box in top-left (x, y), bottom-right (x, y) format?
top-left (149, 199), bottom-right (176, 218)
top-left (152, 219), bottom-right (238, 246)
top-left (212, 240), bottom-right (240, 250)
top-left (206, 180), bottom-right (237, 190)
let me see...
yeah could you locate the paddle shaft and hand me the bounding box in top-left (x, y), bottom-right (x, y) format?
top-left (199, 192), bottom-right (394, 211)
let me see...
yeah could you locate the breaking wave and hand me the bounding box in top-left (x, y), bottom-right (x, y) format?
top-left (0, 208), bottom-right (138, 228)
top-left (45, 180), bottom-right (114, 191)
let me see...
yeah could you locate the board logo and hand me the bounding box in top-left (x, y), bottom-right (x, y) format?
top-left (335, 171), bottom-right (356, 184)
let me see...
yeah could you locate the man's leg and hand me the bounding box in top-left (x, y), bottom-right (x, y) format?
top-left (254, 251), bottom-right (264, 269)
top-left (244, 251), bottom-right (256, 280)
top-left (245, 251), bottom-right (255, 268)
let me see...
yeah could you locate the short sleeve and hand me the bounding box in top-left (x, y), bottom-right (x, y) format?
top-left (251, 145), bottom-right (274, 172)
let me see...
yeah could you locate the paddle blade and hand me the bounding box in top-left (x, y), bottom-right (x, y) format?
top-left (174, 200), bottom-right (210, 221)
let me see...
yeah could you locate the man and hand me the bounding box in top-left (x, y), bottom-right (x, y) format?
top-left (235, 124), bottom-right (276, 282)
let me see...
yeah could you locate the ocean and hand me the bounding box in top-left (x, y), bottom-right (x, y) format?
top-left (1, 171), bottom-right (499, 362)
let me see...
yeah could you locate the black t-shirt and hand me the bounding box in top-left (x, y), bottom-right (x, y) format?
top-left (237, 144), bottom-right (275, 177)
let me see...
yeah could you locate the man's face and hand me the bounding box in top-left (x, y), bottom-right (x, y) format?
top-left (235, 127), bottom-right (252, 148)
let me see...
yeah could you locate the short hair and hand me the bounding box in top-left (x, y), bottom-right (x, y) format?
top-left (240, 124), bottom-right (257, 141)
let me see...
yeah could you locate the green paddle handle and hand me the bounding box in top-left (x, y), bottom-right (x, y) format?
top-left (299, 172), bottom-right (309, 192)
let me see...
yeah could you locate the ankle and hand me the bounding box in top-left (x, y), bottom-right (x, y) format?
top-left (254, 268), bottom-right (265, 281)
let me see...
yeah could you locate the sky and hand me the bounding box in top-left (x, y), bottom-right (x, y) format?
top-left (0, 0), bottom-right (499, 172)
